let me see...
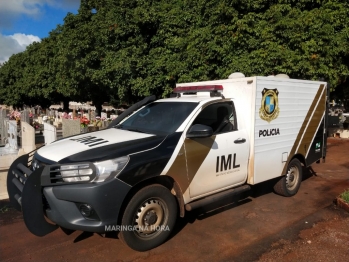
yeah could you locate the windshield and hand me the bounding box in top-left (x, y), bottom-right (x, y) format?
top-left (115, 102), bottom-right (198, 135)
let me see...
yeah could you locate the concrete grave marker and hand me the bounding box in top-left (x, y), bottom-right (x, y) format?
top-left (0, 110), bottom-right (7, 146)
top-left (102, 121), bottom-right (109, 129)
top-left (21, 110), bottom-right (30, 123)
top-left (43, 123), bottom-right (57, 145)
top-left (6, 120), bottom-right (18, 151)
top-left (90, 111), bottom-right (96, 121)
top-left (62, 119), bottom-right (81, 137)
top-left (0, 120), bottom-right (18, 163)
top-left (19, 122), bottom-right (36, 154)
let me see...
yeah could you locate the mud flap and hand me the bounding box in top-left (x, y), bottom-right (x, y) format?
top-left (7, 154), bottom-right (58, 236)
top-left (22, 167), bottom-right (58, 236)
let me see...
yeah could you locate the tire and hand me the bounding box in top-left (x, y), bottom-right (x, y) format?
top-left (119, 184), bottom-right (177, 251)
top-left (274, 158), bottom-right (303, 197)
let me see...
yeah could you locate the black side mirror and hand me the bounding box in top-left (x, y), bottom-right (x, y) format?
top-left (186, 124), bottom-right (213, 138)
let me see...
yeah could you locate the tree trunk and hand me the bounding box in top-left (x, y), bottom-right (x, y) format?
top-left (94, 102), bottom-right (102, 117)
top-left (63, 100), bottom-right (70, 112)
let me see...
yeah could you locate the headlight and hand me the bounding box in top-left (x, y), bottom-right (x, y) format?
top-left (93, 156), bottom-right (129, 182)
top-left (61, 164), bottom-right (93, 182)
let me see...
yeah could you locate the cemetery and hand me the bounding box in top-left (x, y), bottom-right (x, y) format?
top-left (327, 103), bottom-right (349, 139)
top-left (0, 102), bottom-right (119, 200)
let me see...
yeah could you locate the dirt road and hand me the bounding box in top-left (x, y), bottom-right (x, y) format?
top-left (1, 138), bottom-right (348, 262)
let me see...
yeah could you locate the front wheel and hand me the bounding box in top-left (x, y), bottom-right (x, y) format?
top-left (274, 158), bottom-right (303, 197)
top-left (119, 184), bottom-right (177, 251)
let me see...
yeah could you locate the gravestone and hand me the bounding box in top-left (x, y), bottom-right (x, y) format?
top-left (38, 116), bottom-right (43, 124)
top-left (0, 121), bottom-right (18, 159)
top-left (19, 122), bottom-right (36, 154)
top-left (101, 112), bottom-right (107, 119)
top-left (90, 111), bottom-right (96, 121)
top-left (6, 120), bottom-right (18, 151)
top-left (62, 119), bottom-right (81, 137)
top-left (0, 110), bottom-right (7, 145)
top-left (20, 110), bottom-right (30, 124)
top-left (53, 118), bottom-right (62, 127)
top-left (43, 123), bottom-right (57, 145)
top-left (100, 121), bottom-right (109, 130)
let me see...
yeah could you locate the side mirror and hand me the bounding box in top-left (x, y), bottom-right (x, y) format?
top-left (186, 124), bottom-right (213, 138)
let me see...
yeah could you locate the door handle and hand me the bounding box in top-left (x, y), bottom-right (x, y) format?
top-left (234, 138), bottom-right (246, 144)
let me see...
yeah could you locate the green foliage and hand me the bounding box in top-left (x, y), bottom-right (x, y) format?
top-left (0, 0), bottom-right (348, 107)
top-left (340, 189), bottom-right (349, 203)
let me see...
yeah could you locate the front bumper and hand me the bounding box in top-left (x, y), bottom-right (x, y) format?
top-left (7, 153), bottom-right (131, 236)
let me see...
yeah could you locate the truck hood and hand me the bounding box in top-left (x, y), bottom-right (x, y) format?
top-left (36, 128), bottom-right (163, 163)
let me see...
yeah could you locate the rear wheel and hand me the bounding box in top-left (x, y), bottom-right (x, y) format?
top-left (119, 184), bottom-right (177, 251)
top-left (274, 158), bottom-right (302, 197)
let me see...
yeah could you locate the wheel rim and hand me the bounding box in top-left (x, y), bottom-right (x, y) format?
top-left (134, 198), bottom-right (168, 237)
top-left (286, 165), bottom-right (299, 190)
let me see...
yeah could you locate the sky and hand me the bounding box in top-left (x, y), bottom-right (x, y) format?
top-left (0, 0), bottom-right (80, 64)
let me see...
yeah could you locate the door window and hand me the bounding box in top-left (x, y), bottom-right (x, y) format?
top-left (191, 102), bottom-right (236, 134)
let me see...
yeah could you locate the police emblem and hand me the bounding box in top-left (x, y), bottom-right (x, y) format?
top-left (259, 88), bottom-right (279, 122)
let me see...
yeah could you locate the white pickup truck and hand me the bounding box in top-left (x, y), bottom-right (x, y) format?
top-left (7, 74), bottom-right (328, 251)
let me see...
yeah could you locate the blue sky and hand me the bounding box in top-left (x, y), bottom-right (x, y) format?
top-left (0, 0), bottom-right (80, 63)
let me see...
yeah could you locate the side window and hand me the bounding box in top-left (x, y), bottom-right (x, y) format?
top-left (192, 102), bottom-right (236, 134)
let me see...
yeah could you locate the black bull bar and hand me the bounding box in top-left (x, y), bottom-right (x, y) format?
top-left (7, 154), bottom-right (58, 236)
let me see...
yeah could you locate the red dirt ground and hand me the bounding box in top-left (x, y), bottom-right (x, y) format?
top-left (0, 138), bottom-right (348, 262)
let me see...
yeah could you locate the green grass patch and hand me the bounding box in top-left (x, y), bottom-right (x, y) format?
top-left (0, 205), bottom-right (10, 213)
top-left (340, 189), bottom-right (349, 204)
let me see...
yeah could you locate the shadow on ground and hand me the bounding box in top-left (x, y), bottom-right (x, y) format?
top-left (169, 165), bottom-right (317, 241)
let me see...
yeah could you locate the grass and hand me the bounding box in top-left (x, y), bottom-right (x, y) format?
top-left (0, 205), bottom-right (10, 213)
top-left (340, 189), bottom-right (349, 204)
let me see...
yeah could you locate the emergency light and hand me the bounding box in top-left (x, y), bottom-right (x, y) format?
top-left (174, 85), bottom-right (223, 93)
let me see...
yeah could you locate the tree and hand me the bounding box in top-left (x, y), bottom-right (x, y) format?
top-left (0, 0), bottom-right (348, 108)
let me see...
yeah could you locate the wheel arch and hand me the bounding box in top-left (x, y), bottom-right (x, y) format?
top-left (291, 153), bottom-right (306, 167)
top-left (117, 175), bottom-right (185, 225)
